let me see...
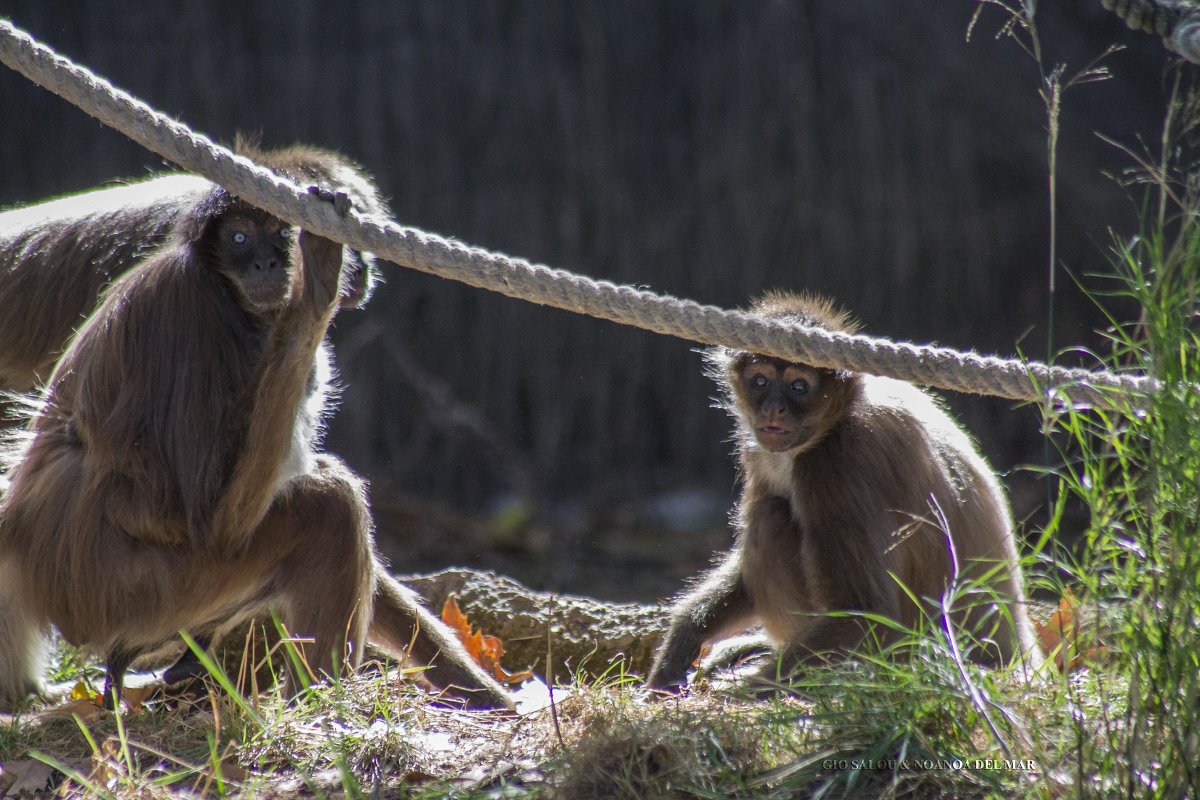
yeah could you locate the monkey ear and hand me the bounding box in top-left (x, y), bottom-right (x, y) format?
top-left (177, 188), bottom-right (233, 244)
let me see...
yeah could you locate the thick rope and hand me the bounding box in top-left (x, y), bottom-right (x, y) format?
top-left (0, 19), bottom-right (1158, 407)
top-left (1100, 0), bottom-right (1200, 62)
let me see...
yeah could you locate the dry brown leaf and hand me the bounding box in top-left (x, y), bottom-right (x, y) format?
top-left (120, 684), bottom-right (155, 713)
top-left (441, 595), bottom-right (533, 684)
top-left (35, 683), bottom-right (102, 722)
top-left (402, 769), bottom-right (438, 784)
top-left (86, 739), bottom-right (123, 793)
top-left (214, 761), bottom-right (249, 784)
top-left (0, 758), bottom-right (55, 796)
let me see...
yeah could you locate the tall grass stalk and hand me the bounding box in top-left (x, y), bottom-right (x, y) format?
top-left (1046, 75), bottom-right (1200, 796)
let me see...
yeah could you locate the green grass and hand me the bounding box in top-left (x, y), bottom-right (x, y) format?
top-left (1029, 70), bottom-right (1200, 797)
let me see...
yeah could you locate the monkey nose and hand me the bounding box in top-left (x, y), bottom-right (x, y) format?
top-left (253, 258), bottom-right (279, 272)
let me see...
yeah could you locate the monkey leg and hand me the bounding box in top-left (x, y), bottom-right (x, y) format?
top-left (257, 459), bottom-right (375, 691)
top-left (0, 587), bottom-right (48, 711)
top-left (745, 613), bottom-right (897, 693)
top-left (369, 572), bottom-right (514, 710)
top-left (162, 635), bottom-right (212, 685)
top-left (647, 555), bottom-right (756, 691)
top-left (248, 454), bottom-right (512, 707)
top-left (276, 460), bottom-right (513, 710)
top-left (78, 475), bottom-right (369, 702)
top-left (103, 646), bottom-right (136, 709)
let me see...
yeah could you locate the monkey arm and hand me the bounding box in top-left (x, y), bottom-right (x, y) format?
top-left (781, 493), bottom-right (906, 668)
top-left (646, 553), bottom-right (755, 690)
top-left (206, 231), bottom-right (344, 555)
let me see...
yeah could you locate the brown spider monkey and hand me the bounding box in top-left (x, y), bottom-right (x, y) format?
top-left (3, 142), bottom-right (396, 699)
top-left (0, 173), bottom-right (512, 710)
top-left (647, 292), bottom-right (1041, 691)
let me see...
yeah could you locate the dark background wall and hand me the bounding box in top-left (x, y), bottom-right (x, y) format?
top-left (0, 2), bottom-right (1171, 599)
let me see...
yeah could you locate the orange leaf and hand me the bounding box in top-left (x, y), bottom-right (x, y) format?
top-left (1035, 590), bottom-right (1076, 665)
top-left (441, 595), bottom-right (533, 684)
top-left (1033, 589), bottom-right (1108, 672)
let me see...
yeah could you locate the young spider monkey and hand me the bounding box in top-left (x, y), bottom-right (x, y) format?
top-left (646, 292), bottom-right (1041, 692)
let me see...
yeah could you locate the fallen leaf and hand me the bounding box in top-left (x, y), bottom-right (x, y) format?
top-left (401, 769), bottom-right (438, 784)
top-left (1033, 589), bottom-right (1108, 671)
top-left (87, 739), bottom-right (123, 793)
top-left (441, 595), bottom-right (534, 684)
top-left (0, 758), bottom-right (54, 796)
top-left (213, 761), bottom-right (248, 784)
top-left (35, 695), bottom-right (102, 723)
top-left (120, 684), bottom-right (155, 713)
top-left (68, 681), bottom-right (100, 704)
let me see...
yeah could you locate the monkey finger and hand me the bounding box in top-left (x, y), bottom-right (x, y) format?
top-left (645, 682), bottom-right (691, 701)
top-left (306, 184), bottom-right (354, 217)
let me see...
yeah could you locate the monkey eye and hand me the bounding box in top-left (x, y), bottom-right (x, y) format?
top-left (230, 231), bottom-right (248, 246)
top-left (789, 378), bottom-right (809, 394)
top-left (750, 374), bottom-right (769, 390)
top-left (275, 226), bottom-right (293, 241)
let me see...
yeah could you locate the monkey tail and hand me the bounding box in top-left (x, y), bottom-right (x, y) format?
top-left (0, 588), bottom-right (49, 710)
top-left (369, 573), bottom-right (514, 710)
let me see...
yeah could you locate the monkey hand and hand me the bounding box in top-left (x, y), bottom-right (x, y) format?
top-left (645, 677), bottom-right (690, 699)
top-left (644, 666), bottom-right (689, 694)
top-left (296, 229), bottom-right (345, 313)
top-left (306, 184), bottom-right (353, 218)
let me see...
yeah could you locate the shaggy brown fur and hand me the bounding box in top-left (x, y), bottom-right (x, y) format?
top-left (0, 142), bottom-right (387, 392)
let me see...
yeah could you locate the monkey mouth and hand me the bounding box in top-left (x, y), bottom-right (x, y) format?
top-left (755, 425), bottom-right (797, 450)
top-left (243, 281), bottom-right (288, 310)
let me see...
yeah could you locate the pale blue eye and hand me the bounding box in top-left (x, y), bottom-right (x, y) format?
top-left (231, 231), bottom-right (248, 245)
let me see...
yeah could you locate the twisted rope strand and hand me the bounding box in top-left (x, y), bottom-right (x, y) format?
top-left (0, 19), bottom-right (1157, 407)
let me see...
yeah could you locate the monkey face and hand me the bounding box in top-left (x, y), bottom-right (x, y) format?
top-left (734, 356), bottom-right (826, 453)
top-left (214, 214), bottom-right (294, 312)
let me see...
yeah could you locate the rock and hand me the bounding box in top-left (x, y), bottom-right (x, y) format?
top-left (400, 568), bottom-right (668, 680)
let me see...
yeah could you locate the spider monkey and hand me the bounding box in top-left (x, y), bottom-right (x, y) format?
top-left (647, 292), bottom-right (1041, 691)
top-left (0, 179), bottom-right (511, 710)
